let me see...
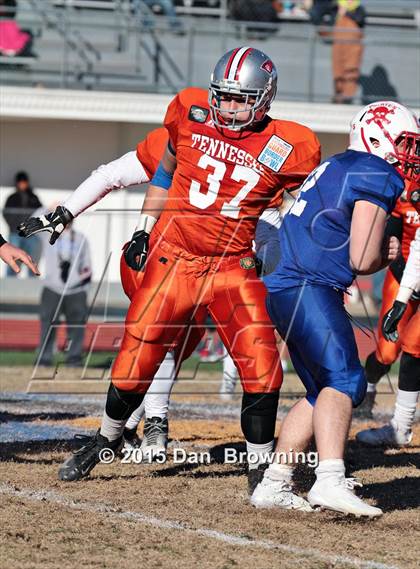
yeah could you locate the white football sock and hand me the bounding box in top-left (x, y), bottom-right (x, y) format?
top-left (100, 411), bottom-right (126, 442)
top-left (124, 352), bottom-right (176, 429)
top-left (246, 440), bottom-right (274, 470)
top-left (124, 400), bottom-right (145, 431)
top-left (265, 461), bottom-right (294, 483)
top-left (367, 382), bottom-right (376, 393)
top-left (223, 350), bottom-right (238, 382)
top-left (392, 389), bottom-right (419, 432)
top-left (145, 351), bottom-right (176, 419)
top-left (315, 458), bottom-right (345, 482)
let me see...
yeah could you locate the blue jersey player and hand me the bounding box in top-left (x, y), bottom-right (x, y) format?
top-left (251, 101), bottom-right (420, 517)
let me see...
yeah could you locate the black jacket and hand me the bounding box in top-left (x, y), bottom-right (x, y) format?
top-left (3, 189), bottom-right (42, 231)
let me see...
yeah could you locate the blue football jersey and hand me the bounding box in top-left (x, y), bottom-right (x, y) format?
top-left (264, 149), bottom-right (404, 292)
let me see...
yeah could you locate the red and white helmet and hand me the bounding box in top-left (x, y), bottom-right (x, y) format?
top-left (349, 101), bottom-right (420, 183)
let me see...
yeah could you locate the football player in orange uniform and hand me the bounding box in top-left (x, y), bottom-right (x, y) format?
top-left (18, 122), bottom-right (284, 461)
top-left (22, 47), bottom-right (321, 489)
top-left (356, 184), bottom-right (420, 421)
top-left (357, 181), bottom-right (419, 446)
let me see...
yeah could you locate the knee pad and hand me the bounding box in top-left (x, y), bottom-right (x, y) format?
top-left (105, 383), bottom-right (144, 421)
top-left (241, 391), bottom-right (279, 445)
top-left (399, 353), bottom-right (420, 392)
top-left (365, 352), bottom-right (391, 384)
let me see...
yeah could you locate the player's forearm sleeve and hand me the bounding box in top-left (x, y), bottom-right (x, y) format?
top-left (255, 208), bottom-right (282, 275)
top-left (396, 228), bottom-right (420, 303)
top-left (63, 151), bottom-right (150, 217)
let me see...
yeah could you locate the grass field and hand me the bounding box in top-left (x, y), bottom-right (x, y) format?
top-left (0, 365), bottom-right (418, 569)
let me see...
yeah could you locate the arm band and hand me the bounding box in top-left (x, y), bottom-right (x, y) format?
top-left (150, 161), bottom-right (174, 191)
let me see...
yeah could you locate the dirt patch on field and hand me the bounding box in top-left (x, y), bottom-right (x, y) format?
top-left (1, 367), bottom-right (418, 569)
top-left (0, 423), bottom-right (419, 569)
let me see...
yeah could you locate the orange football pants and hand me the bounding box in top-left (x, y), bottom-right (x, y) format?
top-left (375, 269), bottom-right (420, 364)
top-left (113, 234), bottom-right (282, 394)
top-left (120, 244), bottom-right (207, 364)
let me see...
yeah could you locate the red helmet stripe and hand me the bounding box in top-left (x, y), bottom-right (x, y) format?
top-left (360, 127), bottom-right (371, 152)
top-left (225, 46), bottom-right (252, 81)
top-left (224, 48), bottom-right (241, 79)
top-left (234, 48), bottom-right (253, 81)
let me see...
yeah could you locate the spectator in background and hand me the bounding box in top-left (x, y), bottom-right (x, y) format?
top-left (308, 0), bottom-right (337, 26)
top-left (131, 0), bottom-right (184, 34)
top-left (229, 0), bottom-right (279, 39)
top-left (37, 220), bottom-right (92, 367)
top-left (332, 0), bottom-right (365, 104)
top-left (3, 171), bottom-right (42, 277)
top-left (0, 0), bottom-right (35, 58)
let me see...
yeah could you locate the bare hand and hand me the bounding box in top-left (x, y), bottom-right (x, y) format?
top-left (382, 236), bottom-right (401, 264)
top-left (0, 242), bottom-right (40, 275)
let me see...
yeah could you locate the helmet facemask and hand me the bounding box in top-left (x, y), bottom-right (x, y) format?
top-left (209, 79), bottom-right (274, 131)
top-left (393, 131), bottom-right (420, 184)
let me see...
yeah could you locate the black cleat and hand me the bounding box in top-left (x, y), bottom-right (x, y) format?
top-left (247, 464), bottom-right (268, 495)
top-left (122, 426), bottom-right (142, 452)
top-left (58, 430), bottom-right (122, 482)
top-left (354, 391), bottom-right (376, 419)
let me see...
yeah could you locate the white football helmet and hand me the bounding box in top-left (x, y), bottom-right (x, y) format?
top-left (349, 101), bottom-right (420, 183)
top-left (209, 46), bottom-right (277, 131)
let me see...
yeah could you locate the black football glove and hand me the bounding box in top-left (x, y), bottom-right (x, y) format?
top-left (382, 300), bottom-right (407, 342)
top-left (255, 257), bottom-right (263, 277)
top-left (18, 205), bottom-right (74, 245)
top-left (124, 230), bottom-right (149, 271)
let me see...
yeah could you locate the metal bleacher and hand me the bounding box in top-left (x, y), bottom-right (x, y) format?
top-left (0, 0), bottom-right (419, 104)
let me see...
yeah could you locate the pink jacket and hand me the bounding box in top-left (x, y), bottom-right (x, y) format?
top-left (0, 20), bottom-right (30, 56)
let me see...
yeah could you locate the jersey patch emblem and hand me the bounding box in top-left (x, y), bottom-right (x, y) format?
top-left (189, 105), bottom-right (209, 123)
top-left (239, 257), bottom-right (256, 270)
top-left (258, 135), bottom-right (293, 172)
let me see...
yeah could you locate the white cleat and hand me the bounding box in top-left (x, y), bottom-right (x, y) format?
top-left (140, 417), bottom-right (168, 462)
top-left (251, 477), bottom-right (313, 511)
top-left (356, 420), bottom-right (413, 447)
top-left (308, 476), bottom-right (382, 518)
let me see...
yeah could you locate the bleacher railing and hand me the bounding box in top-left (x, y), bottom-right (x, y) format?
top-left (0, 1), bottom-right (419, 105)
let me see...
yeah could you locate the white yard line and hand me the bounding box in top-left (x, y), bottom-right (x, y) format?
top-left (0, 482), bottom-right (398, 569)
